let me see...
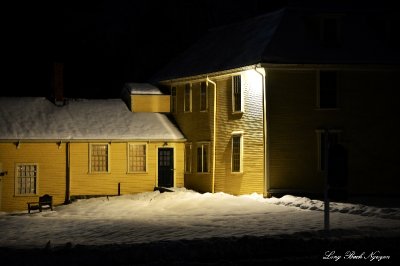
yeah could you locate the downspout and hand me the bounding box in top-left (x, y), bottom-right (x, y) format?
top-left (207, 77), bottom-right (217, 193)
top-left (254, 66), bottom-right (269, 197)
top-left (65, 142), bottom-right (71, 204)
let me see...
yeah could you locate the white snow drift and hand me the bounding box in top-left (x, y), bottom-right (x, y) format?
top-left (0, 188), bottom-right (399, 248)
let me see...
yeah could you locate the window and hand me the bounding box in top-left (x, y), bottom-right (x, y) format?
top-left (200, 82), bottom-right (208, 111)
top-left (318, 71), bottom-right (337, 109)
top-left (128, 144), bottom-right (147, 172)
top-left (197, 143), bottom-right (209, 173)
top-left (184, 83), bottom-right (192, 112)
top-left (185, 143), bottom-right (192, 173)
top-left (231, 134), bottom-right (243, 172)
top-left (171, 87), bottom-right (177, 113)
top-left (90, 144), bottom-right (109, 173)
top-left (15, 163), bottom-right (37, 195)
top-left (232, 75), bottom-right (242, 113)
top-left (317, 130), bottom-right (341, 171)
top-left (321, 17), bottom-right (340, 47)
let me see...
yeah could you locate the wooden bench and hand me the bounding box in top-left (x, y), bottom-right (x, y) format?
top-left (27, 194), bottom-right (53, 214)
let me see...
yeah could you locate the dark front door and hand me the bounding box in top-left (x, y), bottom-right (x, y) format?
top-left (158, 148), bottom-right (174, 187)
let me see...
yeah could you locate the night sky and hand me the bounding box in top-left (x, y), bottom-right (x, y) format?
top-left (5, 0), bottom-right (291, 99)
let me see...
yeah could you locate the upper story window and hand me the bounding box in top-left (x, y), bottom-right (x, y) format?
top-left (171, 87), bottom-right (177, 113)
top-left (90, 143), bottom-right (110, 173)
top-left (231, 133), bottom-right (243, 173)
top-left (200, 81), bottom-right (208, 112)
top-left (318, 71), bottom-right (338, 109)
top-left (128, 143), bottom-right (147, 173)
top-left (185, 143), bottom-right (192, 173)
top-left (232, 75), bottom-right (243, 113)
top-left (15, 163), bottom-right (38, 195)
top-left (184, 83), bottom-right (192, 112)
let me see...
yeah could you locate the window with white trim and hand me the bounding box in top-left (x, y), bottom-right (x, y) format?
top-left (171, 87), bottom-right (177, 113)
top-left (232, 75), bottom-right (243, 113)
top-left (15, 163), bottom-right (37, 195)
top-left (90, 144), bottom-right (110, 173)
top-left (231, 134), bottom-right (243, 172)
top-left (128, 144), bottom-right (147, 172)
top-left (200, 81), bottom-right (208, 112)
top-left (185, 143), bottom-right (192, 173)
top-left (197, 143), bottom-right (209, 173)
top-left (184, 83), bottom-right (192, 112)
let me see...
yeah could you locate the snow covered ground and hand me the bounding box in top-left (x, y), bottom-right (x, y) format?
top-left (1, 188), bottom-right (399, 249)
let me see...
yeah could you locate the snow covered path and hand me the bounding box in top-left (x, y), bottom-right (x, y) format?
top-left (1, 189), bottom-right (399, 248)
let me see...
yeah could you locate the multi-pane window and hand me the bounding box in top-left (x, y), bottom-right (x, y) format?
top-left (171, 87), bottom-right (177, 113)
top-left (129, 144), bottom-right (147, 172)
top-left (232, 75), bottom-right (242, 112)
top-left (184, 83), bottom-right (192, 112)
top-left (15, 163), bottom-right (37, 195)
top-left (231, 134), bottom-right (243, 172)
top-left (90, 144), bottom-right (109, 172)
top-left (197, 143), bottom-right (209, 173)
top-left (319, 71), bottom-right (337, 109)
top-left (200, 82), bottom-right (208, 111)
top-left (317, 130), bottom-right (340, 171)
top-left (185, 143), bottom-right (192, 173)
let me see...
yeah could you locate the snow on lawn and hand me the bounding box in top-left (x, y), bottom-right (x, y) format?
top-left (0, 188), bottom-right (399, 248)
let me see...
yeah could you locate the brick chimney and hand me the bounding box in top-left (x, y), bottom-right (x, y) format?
top-left (51, 62), bottom-right (65, 106)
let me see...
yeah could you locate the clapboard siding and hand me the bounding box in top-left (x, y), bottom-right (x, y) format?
top-left (70, 142), bottom-right (185, 196)
top-left (267, 68), bottom-right (400, 195)
top-left (0, 143), bottom-right (66, 211)
top-left (131, 95), bottom-right (170, 113)
top-left (0, 141), bottom-right (184, 211)
top-left (170, 69), bottom-right (265, 195)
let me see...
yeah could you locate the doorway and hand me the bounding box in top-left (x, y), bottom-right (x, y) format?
top-left (158, 148), bottom-right (174, 187)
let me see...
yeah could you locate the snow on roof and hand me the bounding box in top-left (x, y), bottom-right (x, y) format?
top-left (0, 97), bottom-right (185, 141)
top-left (124, 83), bottom-right (163, 95)
top-left (152, 6), bottom-right (399, 82)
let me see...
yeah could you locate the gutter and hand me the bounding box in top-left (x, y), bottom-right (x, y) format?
top-left (0, 138), bottom-right (187, 144)
top-left (65, 142), bottom-right (71, 204)
top-left (254, 65), bottom-right (270, 197)
top-left (160, 65), bottom-right (257, 85)
top-left (207, 77), bottom-right (217, 193)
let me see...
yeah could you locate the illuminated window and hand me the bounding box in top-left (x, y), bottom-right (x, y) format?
top-left (318, 71), bottom-right (337, 109)
top-left (184, 83), bottom-right (192, 112)
top-left (15, 163), bottom-right (37, 195)
top-left (232, 75), bottom-right (242, 113)
top-left (185, 143), bottom-right (192, 173)
top-left (171, 87), bottom-right (177, 113)
top-left (128, 144), bottom-right (147, 172)
top-left (197, 143), bottom-right (209, 173)
top-left (231, 134), bottom-right (243, 172)
top-left (90, 144), bottom-right (109, 173)
top-left (317, 130), bottom-right (341, 171)
top-left (200, 82), bottom-right (208, 112)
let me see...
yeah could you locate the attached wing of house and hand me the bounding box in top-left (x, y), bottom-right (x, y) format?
top-left (0, 96), bottom-right (186, 211)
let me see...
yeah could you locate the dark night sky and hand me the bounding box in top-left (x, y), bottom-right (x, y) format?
top-left (5, 0), bottom-right (290, 98)
top-left (4, 0), bottom-right (386, 99)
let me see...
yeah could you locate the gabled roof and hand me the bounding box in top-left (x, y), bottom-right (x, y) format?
top-left (0, 98), bottom-right (185, 141)
top-left (153, 6), bottom-right (399, 82)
